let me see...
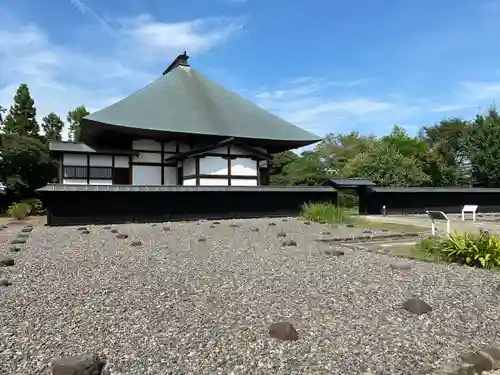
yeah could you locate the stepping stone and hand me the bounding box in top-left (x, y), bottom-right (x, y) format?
top-left (0, 279), bottom-right (12, 287)
top-left (402, 298), bottom-right (432, 315)
top-left (269, 322), bottom-right (298, 341)
top-left (0, 256), bottom-right (15, 267)
top-left (130, 240), bottom-right (142, 247)
top-left (391, 261), bottom-right (413, 270)
top-left (10, 239), bottom-right (26, 245)
top-left (303, 221), bottom-right (311, 225)
top-left (324, 249), bottom-right (344, 256)
top-left (52, 354), bottom-right (106, 375)
top-left (21, 227), bottom-right (33, 233)
top-left (282, 239), bottom-right (297, 247)
top-left (77, 227), bottom-right (88, 231)
top-left (18, 234), bottom-right (30, 239)
top-left (10, 247), bottom-right (21, 253)
top-left (116, 234), bottom-right (128, 239)
top-left (198, 237), bottom-right (207, 242)
top-left (110, 229), bottom-right (119, 233)
top-left (277, 232), bottom-right (287, 238)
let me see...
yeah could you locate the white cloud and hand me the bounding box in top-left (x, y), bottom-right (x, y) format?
top-left (430, 81), bottom-right (500, 113)
top-left (0, 12), bottom-right (243, 139)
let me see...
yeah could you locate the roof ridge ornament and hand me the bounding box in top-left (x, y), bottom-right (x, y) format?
top-left (162, 51), bottom-right (190, 76)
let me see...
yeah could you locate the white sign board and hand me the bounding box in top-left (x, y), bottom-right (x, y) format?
top-left (462, 205), bottom-right (478, 222)
top-left (426, 210), bottom-right (450, 236)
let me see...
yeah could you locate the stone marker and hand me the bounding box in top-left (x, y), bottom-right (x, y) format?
top-left (52, 354), bottom-right (106, 375)
top-left (391, 261), bottom-right (413, 270)
top-left (277, 232), bottom-right (287, 238)
top-left (110, 229), bottom-right (118, 233)
top-left (130, 240), bottom-right (142, 247)
top-left (282, 239), bottom-right (297, 247)
top-left (0, 279), bottom-right (12, 287)
top-left (324, 249), bottom-right (344, 256)
top-left (0, 256), bottom-right (15, 267)
top-left (116, 234), bottom-right (128, 239)
top-left (10, 239), bottom-right (26, 245)
top-left (402, 298), bottom-right (432, 315)
top-left (269, 322), bottom-right (298, 341)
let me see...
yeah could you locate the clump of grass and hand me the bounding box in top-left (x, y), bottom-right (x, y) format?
top-left (301, 202), bottom-right (347, 224)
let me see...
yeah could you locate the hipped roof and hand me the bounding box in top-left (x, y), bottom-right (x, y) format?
top-left (81, 57), bottom-right (322, 150)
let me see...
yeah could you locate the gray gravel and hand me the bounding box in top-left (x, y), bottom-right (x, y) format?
top-left (1, 217), bottom-right (500, 374)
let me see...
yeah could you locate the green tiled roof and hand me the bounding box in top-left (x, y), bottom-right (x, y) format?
top-left (83, 65), bottom-right (321, 145)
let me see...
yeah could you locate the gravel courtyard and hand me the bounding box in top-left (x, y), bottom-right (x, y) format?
top-left (1, 218), bottom-right (500, 375)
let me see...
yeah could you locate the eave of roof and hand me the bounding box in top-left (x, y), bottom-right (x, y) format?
top-left (49, 141), bottom-right (138, 155)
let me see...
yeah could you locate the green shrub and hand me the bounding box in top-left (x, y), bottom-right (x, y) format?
top-left (7, 202), bottom-right (31, 220)
top-left (437, 231), bottom-right (500, 268)
top-left (301, 202), bottom-right (346, 223)
top-left (20, 198), bottom-right (44, 215)
top-left (415, 231), bottom-right (500, 268)
top-left (338, 192), bottom-right (359, 209)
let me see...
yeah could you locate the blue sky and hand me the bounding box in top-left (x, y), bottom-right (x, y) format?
top-left (1, 0), bottom-right (500, 140)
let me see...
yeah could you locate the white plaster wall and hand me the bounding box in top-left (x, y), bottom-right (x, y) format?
top-left (163, 141), bottom-right (176, 152)
top-left (114, 156), bottom-right (129, 168)
top-left (133, 152), bottom-right (162, 163)
top-left (132, 139), bottom-right (161, 151)
top-left (62, 179), bottom-right (87, 184)
top-left (200, 157), bottom-right (228, 175)
top-left (89, 179), bottom-right (113, 185)
top-left (199, 178), bottom-right (228, 186)
top-left (178, 142), bottom-right (191, 152)
top-left (183, 158), bottom-right (196, 176)
top-left (63, 153), bottom-right (87, 166)
top-left (231, 158), bottom-right (257, 176)
top-left (231, 179), bottom-right (258, 186)
top-left (89, 155), bottom-right (112, 167)
top-left (183, 178), bottom-right (196, 186)
top-left (132, 165), bottom-right (161, 185)
top-left (163, 167), bottom-right (177, 185)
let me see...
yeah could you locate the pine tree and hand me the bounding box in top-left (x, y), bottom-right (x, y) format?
top-left (67, 105), bottom-right (89, 141)
top-left (3, 83), bottom-right (39, 136)
top-left (41, 112), bottom-right (64, 141)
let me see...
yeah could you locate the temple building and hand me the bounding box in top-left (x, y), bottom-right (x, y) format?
top-left (50, 52), bottom-right (322, 187)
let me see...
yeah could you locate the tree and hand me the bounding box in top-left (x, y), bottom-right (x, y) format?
top-left (3, 83), bottom-right (39, 136)
top-left (281, 151), bottom-right (328, 186)
top-left (67, 105), bottom-right (89, 141)
top-left (0, 133), bottom-right (57, 196)
top-left (341, 142), bottom-right (430, 187)
top-left (269, 151), bottom-right (300, 185)
top-left (0, 105), bottom-right (5, 125)
top-left (41, 112), bottom-right (64, 141)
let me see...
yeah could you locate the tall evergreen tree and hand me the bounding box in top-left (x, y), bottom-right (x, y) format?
top-left (67, 105), bottom-right (89, 141)
top-left (3, 83), bottom-right (39, 136)
top-left (41, 112), bottom-right (64, 141)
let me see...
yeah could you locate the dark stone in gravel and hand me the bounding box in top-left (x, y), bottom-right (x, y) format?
top-left (363, 229), bottom-right (372, 233)
top-left (229, 223), bottom-right (240, 228)
top-left (116, 234), bottom-right (128, 239)
top-left (250, 228), bottom-right (259, 232)
top-left (282, 239), bottom-right (297, 247)
top-left (2, 225), bottom-right (8, 229)
top-left (10, 239), bottom-right (26, 244)
top-left (80, 230), bottom-right (90, 235)
top-left (103, 226), bottom-right (111, 230)
top-left (212, 222), bottom-right (220, 225)
top-left (346, 224), bottom-right (355, 228)
top-left (163, 227), bottom-right (171, 232)
top-left (10, 247), bottom-right (21, 253)
top-left (268, 222), bottom-right (276, 226)
top-left (151, 223), bottom-right (156, 227)
top-left (282, 219), bottom-right (288, 222)
top-left (303, 221), bottom-right (311, 225)
top-left (277, 232), bottom-right (287, 238)
top-left (52, 354), bottom-right (106, 375)
top-left (391, 261), bottom-right (413, 270)
top-left (209, 225), bottom-right (216, 229)
top-left (380, 229), bottom-right (389, 232)
top-left (110, 229), bottom-right (119, 234)
top-left (324, 249), bottom-right (344, 256)
top-left (461, 351), bottom-right (495, 374)
top-left (0, 256), bottom-right (15, 267)
top-left (269, 322), bottom-right (298, 341)
top-left (77, 227), bottom-right (88, 231)
top-left (198, 237), bottom-right (207, 242)
top-left (18, 233), bottom-right (30, 239)
top-left (0, 279), bottom-right (12, 287)
top-left (321, 231), bottom-right (332, 236)
top-left (21, 227), bottom-right (33, 233)
top-left (402, 298), bottom-right (432, 315)
top-left (130, 240), bottom-right (142, 247)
